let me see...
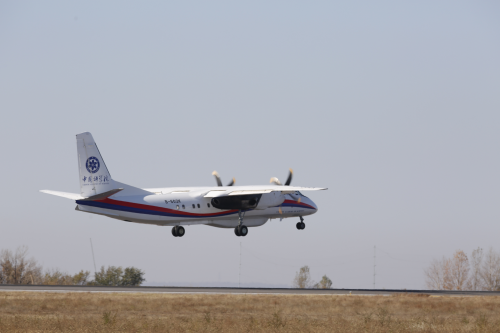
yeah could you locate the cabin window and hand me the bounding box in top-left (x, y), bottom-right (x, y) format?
top-left (192, 204), bottom-right (195, 209)
top-left (197, 204), bottom-right (200, 208)
top-left (182, 205), bottom-right (185, 209)
top-left (207, 203), bottom-right (210, 208)
top-left (176, 205), bottom-right (179, 210)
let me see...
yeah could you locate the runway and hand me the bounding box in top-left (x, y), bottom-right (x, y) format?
top-left (0, 285), bottom-right (498, 296)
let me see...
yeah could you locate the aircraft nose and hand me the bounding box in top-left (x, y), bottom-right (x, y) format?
top-left (309, 199), bottom-right (318, 212)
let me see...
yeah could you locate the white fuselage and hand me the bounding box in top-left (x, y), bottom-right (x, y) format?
top-left (41, 132), bottom-right (326, 235)
top-left (76, 185), bottom-right (318, 228)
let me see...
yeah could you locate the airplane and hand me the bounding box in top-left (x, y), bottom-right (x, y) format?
top-left (41, 132), bottom-right (327, 237)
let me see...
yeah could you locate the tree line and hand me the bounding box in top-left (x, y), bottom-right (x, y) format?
top-left (425, 247), bottom-right (500, 291)
top-left (0, 246), bottom-right (145, 286)
top-left (292, 265), bottom-right (332, 289)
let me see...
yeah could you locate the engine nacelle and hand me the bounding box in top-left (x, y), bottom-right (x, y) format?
top-left (211, 194), bottom-right (261, 210)
top-left (255, 192), bottom-right (285, 210)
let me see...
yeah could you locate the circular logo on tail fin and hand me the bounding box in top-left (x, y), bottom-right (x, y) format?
top-left (86, 156), bottom-right (100, 173)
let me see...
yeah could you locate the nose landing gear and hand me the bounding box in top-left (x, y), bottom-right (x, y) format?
top-left (172, 226), bottom-right (185, 237)
top-left (234, 210), bottom-right (248, 237)
top-left (296, 216), bottom-right (305, 230)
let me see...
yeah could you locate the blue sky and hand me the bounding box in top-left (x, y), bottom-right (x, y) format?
top-left (1, 1), bottom-right (499, 288)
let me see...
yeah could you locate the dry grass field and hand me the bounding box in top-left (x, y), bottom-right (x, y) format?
top-left (0, 292), bottom-right (499, 332)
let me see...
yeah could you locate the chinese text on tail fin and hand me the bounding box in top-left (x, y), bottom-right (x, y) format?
top-left (76, 132), bottom-right (115, 197)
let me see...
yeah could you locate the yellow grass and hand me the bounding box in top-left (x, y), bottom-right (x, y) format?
top-left (0, 292), bottom-right (499, 332)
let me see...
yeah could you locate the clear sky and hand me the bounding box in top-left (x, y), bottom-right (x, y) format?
top-left (1, 1), bottom-right (499, 289)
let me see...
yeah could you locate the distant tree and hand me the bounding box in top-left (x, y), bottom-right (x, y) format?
top-left (292, 266), bottom-right (312, 288)
top-left (93, 266), bottom-right (145, 286)
top-left (94, 266), bottom-right (124, 286)
top-left (0, 246), bottom-right (142, 287)
top-left (121, 267), bottom-right (145, 286)
top-left (448, 250), bottom-right (470, 291)
top-left (425, 248), bottom-right (500, 291)
top-left (313, 275), bottom-right (332, 289)
top-left (425, 250), bottom-right (470, 290)
top-left (0, 246), bottom-right (43, 284)
top-left (479, 248), bottom-right (500, 291)
top-left (425, 257), bottom-right (447, 290)
top-left (467, 247), bottom-right (483, 291)
top-left (73, 270), bottom-right (91, 285)
top-left (43, 268), bottom-right (74, 285)
top-left (41, 269), bottom-right (91, 286)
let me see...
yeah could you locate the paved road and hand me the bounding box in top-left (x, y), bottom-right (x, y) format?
top-left (0, 285), bottom-right (498, 296)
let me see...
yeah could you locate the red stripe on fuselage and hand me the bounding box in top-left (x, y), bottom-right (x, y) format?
top-left (95, 198), bottom-right (239, 217)
top-left (282, 199), bottom-right (315, 209)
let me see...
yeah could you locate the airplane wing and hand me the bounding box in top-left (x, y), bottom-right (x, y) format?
top-left (204, 187), bottom-right (327, 197)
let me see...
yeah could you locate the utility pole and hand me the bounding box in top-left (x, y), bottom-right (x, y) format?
top-left (90, 238), bottom-right (97, 276)
top-left (239, 242), bottom-right (242, 288)
top-left (373, 245), bottom-right (376, 289)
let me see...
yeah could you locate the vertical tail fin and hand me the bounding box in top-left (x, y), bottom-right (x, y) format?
top-left (76, 132), bottom-right (115, 198)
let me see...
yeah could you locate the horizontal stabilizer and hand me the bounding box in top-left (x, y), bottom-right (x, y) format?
top-left (40, 190), bottom-right (83, 200)
top-left (41, 188), bottom-right (124, 201)
top-left (80, 188), bottom-right (123, 201)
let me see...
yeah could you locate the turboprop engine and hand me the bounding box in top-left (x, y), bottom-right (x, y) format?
top-left (211, 194), bottom-right (261, 210)
top-left (255, 192), bottom-right (285, 210)
top-left (210, 192), bottom-right (285, 211)
top-left (209, 169), bottom-right (291, 211)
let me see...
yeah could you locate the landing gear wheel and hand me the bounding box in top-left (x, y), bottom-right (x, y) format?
top-left (239, 225), bottom-right (248, 237)
top-left (296, 222), bottom-right (301, 230)
top-left (296, 216), bottom-right (305, 230)
top-left (234, 210), bottom-right (249, 237)
top-left (172, 226), bottom-right (185, 237)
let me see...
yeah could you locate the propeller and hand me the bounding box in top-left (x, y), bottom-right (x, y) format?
top-left (270, 168), bottom-right (293, 186)
top-left (269, 169), bottom-right (296, 215)
top-left (212, 171), bottom-right (235, 187)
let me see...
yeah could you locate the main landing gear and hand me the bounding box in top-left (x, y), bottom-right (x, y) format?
top-left (296, 216), bottom-right (305, 230)
top-left (172, 226), bottom-right (185, 237)
top-left (234, 210), bottom-right (248, 237)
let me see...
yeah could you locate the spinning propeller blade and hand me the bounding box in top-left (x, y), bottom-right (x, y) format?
top-left (212, 171), bottom-right (235, 186)
top-left (284, 168), bottom-right (293, 186)
top-left (212, 171), bottom-right (222, 186)
top-left (270, 168), bottom-right (293, 186)
top-left (269, 177), bottom-right (282, 185)
top-left (270, 169), bottom-right (295, 214)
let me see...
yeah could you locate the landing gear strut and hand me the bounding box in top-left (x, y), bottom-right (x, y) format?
top-left (172, 226), bottom-right (185, 237)
top-left (296, 216), bottom-right (305, 230)
top-left (234, 210), bottom-right (248, 237)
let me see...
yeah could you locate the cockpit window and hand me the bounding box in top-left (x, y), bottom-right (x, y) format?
top-left (297, 191), bottom-right (308, 198)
